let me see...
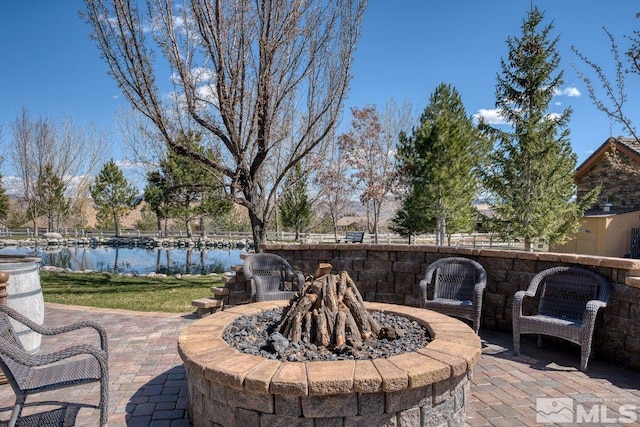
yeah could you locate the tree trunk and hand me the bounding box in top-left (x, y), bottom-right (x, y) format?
top-left (200, 216), bottom-right (206, 237)
top-left (436, 216), bottom-right (446, 246)
top-left (249, 211), bottom-right (267, 252)
top-left (373, 200), bottom-right (383, 244)
top-left (185, 219), bottom-right (192, 238)
top-left (113, 211), bottom-right (120, 237)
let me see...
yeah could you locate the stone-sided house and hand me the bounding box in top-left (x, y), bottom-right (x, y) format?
top-left (552, 137), bottom-right (640, 257)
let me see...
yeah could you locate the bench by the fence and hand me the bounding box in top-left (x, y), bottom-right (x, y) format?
top-left (342, 231), bottom-right (364, 243)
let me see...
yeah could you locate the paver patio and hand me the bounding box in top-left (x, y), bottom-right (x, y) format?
top-left (0, 303), bottom-right (637, 426)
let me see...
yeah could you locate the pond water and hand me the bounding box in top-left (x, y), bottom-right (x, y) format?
top-left (0, 246), bottom-right (247, 275)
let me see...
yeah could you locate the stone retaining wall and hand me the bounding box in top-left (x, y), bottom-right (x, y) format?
top-left (225, 244), bottom-right (640, 372)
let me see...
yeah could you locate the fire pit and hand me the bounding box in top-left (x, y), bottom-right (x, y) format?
top-left (178, 297), bottom-right (481, 426)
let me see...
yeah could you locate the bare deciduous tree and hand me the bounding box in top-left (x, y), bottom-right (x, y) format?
top-left (84, 0), bottom-right (367, 249)
top-left (572, 14), bottom-right (640, 174)
top-left (338, 100), bottom-right (412, 243)
top-left (313, 136), bottom-right (355, 242)
top-left (9, 108), bottom-right (109, 235)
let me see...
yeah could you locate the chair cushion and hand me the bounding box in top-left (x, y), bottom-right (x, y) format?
top-left (425, 298), bottom-right (472, 308)
top-left (521, 314), bottom-right (582, 328)
top-left (260, 291), bottom-right (298, 301)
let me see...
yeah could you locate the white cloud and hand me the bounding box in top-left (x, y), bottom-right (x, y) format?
top-left (473, 108), bottom-right (509, 125)
top-left (554, 101), bottom-right (561, 106)
top-left (1, 176), bottom-right (23, 195)
top-left (170, 68), bottom-right (215, 87)
top-left (115, 159), bottom-right (143, 170)
top-left (192, 67), bottom-right (215, 84)
top-left (554, 86), bottom-right (581, 97)
top-left (196, 84), bottom-right (218, 104)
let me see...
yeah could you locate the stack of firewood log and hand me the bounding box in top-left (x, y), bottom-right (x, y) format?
top-left (277, 269), bottom-right (385, 348)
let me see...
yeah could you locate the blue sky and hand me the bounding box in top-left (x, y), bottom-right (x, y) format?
top-left (1, 1), bottom-right (639, 176)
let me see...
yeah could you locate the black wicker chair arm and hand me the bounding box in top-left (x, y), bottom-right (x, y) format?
top-left (30, 345), bottom-right (107, 368)
top-left (247, 273), bottom-right (261, 299)
top-left (289, 271), bottom-right (305, 290)
top-left (0, 337), bottom-right (106, 369)
top-left (473, 281), bottom-right (486, 304)
top-left (512, 290), bottom-right (535, 317)
top-left (418, 278), bottom-right (429, 302)
top-left (0, 306), bottom-right (108, 352)
top-left (585, 299), bottom-right (608, 314)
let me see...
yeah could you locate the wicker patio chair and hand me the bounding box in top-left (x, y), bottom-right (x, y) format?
top-left (512, 266), bottom-right (610, 371)
top-left (243, 253), bottom-right (305, 302)
top-left (0, 304), bottom-right (109, 427)
top-left (419, 257), bottom-right (487, 334)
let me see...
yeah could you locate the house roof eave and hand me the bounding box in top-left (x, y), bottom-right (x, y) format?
top-left (575, 137), bottom-right (640, 181)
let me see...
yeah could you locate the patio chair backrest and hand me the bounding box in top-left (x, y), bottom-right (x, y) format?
top-left (244, 253), bottom-right (288, 293)
top-left (537, 268), bottom-right (602, 322)
top-left (433, 259), bottom-right (479, 302)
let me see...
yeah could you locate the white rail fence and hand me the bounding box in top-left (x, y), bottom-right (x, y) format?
top-left (0, 228), bottom-right (538, 251)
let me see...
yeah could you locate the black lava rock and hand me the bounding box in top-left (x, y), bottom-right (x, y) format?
top-left (222, 308), bottom-right (431, 362)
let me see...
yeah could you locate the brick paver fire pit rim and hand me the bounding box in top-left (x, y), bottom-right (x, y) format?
top-left (178, 301), bottom-right (481, 426)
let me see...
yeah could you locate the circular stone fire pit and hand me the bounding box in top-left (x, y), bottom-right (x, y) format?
top-left (178, 301), bottom-right (481, 427)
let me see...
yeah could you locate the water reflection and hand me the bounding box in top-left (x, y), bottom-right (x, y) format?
top-left (0, 246), bottom-right (247, 275)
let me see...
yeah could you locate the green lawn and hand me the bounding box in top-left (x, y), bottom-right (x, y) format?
top-left (40, 271), bottom-right (224, 313)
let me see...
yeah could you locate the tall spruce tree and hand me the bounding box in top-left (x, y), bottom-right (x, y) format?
top-left (279, 163), bottom-right (313, 241)
top-left (38, 164), bottom-right (69, 231)
top-left (390, 190), bottom-right (433, 243)
top-left (144, 170), bottom-right (169, 234)
top-left (394, 83), bottom-right (487, 245)
top-left (482, 7), bottom-right (597, 251)
top-left (90, 159), bottom-right (139, 237)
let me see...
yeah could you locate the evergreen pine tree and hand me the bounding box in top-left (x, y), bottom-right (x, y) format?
top-left (482, 7), bottom-right (597, 250)
top-left (0, 173), bottom-right (10, 227)
top-left (279, 163), bottom-right (313, 241)
top-left (390, 189), bottom-right (434, 243)
top-left (144, 170), bottom-right (169, 233)
top-left (38, 164), bottom-right (69, 231)
top-left (144, 133), bottom-right (232, 237)
top-left (90, 159), bottom-right (139, 237)
top-left (394, 83), bottom-right (487, 245)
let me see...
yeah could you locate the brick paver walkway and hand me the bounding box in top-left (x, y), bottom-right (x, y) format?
top-left (0, 303), bottom-right (637, 426)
